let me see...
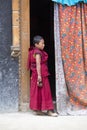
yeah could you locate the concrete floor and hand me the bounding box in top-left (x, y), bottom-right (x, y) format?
top-left (0, 112), bottom-right (87, 130)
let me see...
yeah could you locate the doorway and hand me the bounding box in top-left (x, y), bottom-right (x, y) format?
top-left (30, 0), bottom-right (56, 100)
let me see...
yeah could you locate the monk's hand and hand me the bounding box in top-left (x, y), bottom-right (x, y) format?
top-left (37, 76), bottom-right (43, 87)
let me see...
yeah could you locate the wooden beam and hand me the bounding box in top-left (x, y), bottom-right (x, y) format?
top-left (19, 0), bottom-right (30, 111)
top-left (12, 0), bottom-right (20, 47)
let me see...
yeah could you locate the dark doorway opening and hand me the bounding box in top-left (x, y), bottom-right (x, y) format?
top-left (30, 0), bottom-right (56, 100)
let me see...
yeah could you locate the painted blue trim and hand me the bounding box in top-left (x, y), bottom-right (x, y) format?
top-left (52, 0), bottom-right (87, 6)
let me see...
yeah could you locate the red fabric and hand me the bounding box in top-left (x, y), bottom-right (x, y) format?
top-left (84, 4), bottom-right (87, 24)
top-left (27, 47), bottom-right (34, 70)
top-left (59, 3), bottom-right (87, 107)
top-left (27, 47), bottom-right (54, 110)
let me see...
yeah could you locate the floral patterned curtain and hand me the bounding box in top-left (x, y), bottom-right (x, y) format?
top-left (54, 3), bottom-right (87, 115)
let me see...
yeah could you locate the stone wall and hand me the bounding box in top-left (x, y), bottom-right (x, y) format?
top-left (0, 0), bottom-right (19, 112)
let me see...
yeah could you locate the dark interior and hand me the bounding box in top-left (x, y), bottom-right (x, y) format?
top-left (30, 0), bottom-right (56, 100)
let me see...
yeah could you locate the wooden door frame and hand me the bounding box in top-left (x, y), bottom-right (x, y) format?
top-left (12, 0), bottom-right (30, 111)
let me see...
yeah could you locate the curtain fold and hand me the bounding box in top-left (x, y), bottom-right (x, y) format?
top-left (54, 4), bottom-right (68, 115)
top-left (52, 0), bottom-right (87, 6)
top-left (54, 3), bottom-right (87, 115)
